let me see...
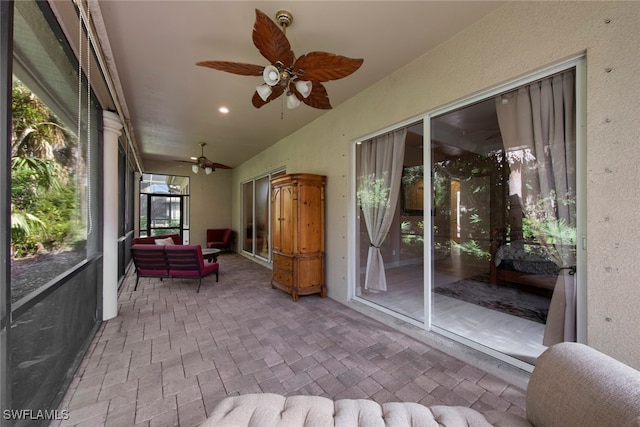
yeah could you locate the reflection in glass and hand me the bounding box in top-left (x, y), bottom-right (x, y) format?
top-left (431, 69), bottom-right (577, 363)
top-left (355, 122), bottom-right (425, 322)
top-left (242, 181), bottom-right (254, 253)
top-left (10, 76), bottom-right (96, 301)
top-left (255, 176), bottom-right (270, 259)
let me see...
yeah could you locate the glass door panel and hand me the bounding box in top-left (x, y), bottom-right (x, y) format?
top-left (149, 196), bottom-right (181, 236)
top-left (242, 181), bottom-right (254, 253)
top-left (355, 122), bottom-right (425, 322)
top-left (139, 174), bottom-right (189, 240)
top-left (255, 176), bottom-right (270, 259)
top-left (430, 68), bottom-right (577, 364)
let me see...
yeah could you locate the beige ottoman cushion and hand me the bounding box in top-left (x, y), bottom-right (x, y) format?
top-left (203, 393), bottom-right (532, 427)
top-left (201, 393), bottom-right (335, 427)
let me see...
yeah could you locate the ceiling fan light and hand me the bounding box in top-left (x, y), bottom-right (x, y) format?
top-left (262, 65), bottom-right (280, 86)
top-left (205, 167), bottom-right (213, 175)
top-left (191, 164), bottom-right (199, 174)
top-left (286, 92), bottom-right (301, 109)
top-left (256, 83), bottom-right (273, 101)
top-left (295, 80), bottom-right (312, 98)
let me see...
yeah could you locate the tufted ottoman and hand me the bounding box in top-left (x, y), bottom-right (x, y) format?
top-left (202, 392), bottom-right (533, 426)
top-left (202, 343), bottom-right (640, 427)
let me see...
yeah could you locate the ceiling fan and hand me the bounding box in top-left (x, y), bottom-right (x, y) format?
top-left (196, 9), bottom-right (363, 110)
top-left (177, 142), bottom-right (232, 175)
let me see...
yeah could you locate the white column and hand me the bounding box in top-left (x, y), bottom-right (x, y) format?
top-left (102, 111), bottom-right (123, 321)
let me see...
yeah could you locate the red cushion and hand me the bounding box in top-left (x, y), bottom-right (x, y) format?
top-left (170, 263), bottom-right (218, 278)
top-left (202, 262), bottom-right (219, 276)
top-left (165, 245), bottom-right (218, 278)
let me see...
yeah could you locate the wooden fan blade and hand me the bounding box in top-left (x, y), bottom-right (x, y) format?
top-left (251, 85), bottom-right (285, 108)
top-left (202, 159), bottom-right (233, 170)
top-left (252, 9), bottom-right (295, 67)
top-left (212, 163), bottom-right (233, 170)
top-left (294, 52), bottom-right (363, 82)
top-left (196, 61), bottom-right (263, 76)
top-left (300, 82), bottom-right (332, 110)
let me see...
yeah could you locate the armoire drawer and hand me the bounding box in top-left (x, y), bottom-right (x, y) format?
top-left (273, 253), bottom-right (293, 271)
top-left (273, 268), bottom-right (293, 286)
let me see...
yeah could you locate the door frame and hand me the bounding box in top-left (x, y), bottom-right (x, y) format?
top-left (140, 193), bottom-right (189, 240)
top-left (348, 55), bottom-right (586, 370)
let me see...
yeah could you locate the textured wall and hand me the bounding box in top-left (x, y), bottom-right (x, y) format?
top-left (231, 2), bottom-right (640, 368)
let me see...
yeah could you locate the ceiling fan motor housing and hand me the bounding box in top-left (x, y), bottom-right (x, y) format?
top-left (275, 10), bottom-right (293, 29)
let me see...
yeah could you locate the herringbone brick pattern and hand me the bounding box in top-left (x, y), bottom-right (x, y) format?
top-left (53, 254), bottom-right (526, 426)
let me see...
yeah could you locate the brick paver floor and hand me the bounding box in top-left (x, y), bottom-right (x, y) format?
top-left (53, 254), bottom-right (526, 426)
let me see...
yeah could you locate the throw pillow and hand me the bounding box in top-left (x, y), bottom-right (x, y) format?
top-left (154, 237), bottom-right (174, 246)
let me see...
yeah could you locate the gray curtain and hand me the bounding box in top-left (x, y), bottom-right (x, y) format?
top-left (495, 69), bottom-right (577, 345)
top-left (358, 129), bottom-right (407, 291)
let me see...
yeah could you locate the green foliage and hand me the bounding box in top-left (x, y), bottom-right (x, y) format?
top-left (401, 166), bottom-right (423, 186)
top-left (401, 219), bottom-right (424, 246)
top-left (523, 217), bottom-right (576, 246)
top-left (11, 212), bottom-right (46, 236)
top-left (450, 239), bottom-right (491, 260)
top-left (11, 77), bottom-right (80, 258)
top-left (12, 77), bottom-right (72, 163)
top-left (11, 182), bottom-right (82, 257)
top-left (523, 189), bottom-right (577, 246)
top-left (11, 157), bottom-right (63, 209)
top-left (357, 173), bottom-right (391, 209)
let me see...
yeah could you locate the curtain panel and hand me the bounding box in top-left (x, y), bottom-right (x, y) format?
top-left (358, 129), bottom-right (407, 291)
top-left (495, 69), bottom-right (577, 345)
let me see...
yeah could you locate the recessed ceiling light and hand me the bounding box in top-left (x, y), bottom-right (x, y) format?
top-left (218, 107), bottom-right (229, 114)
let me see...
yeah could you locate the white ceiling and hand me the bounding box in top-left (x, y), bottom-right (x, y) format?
top-left (95, 1), bottom-right (504, 170)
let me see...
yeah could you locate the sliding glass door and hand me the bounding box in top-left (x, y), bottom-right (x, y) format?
top-left (353, 60), bottom-right (583, 368)
top-left (430, 67), bottom-right (578, 364)
top-left (242, 170), bottom-right (284, 260)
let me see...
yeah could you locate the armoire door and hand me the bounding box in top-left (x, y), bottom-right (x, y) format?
top-left (272, 184), bottom-right (296, 255)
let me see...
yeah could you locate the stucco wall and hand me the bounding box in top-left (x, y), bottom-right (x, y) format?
top-left (143, 160), bottom-right (233, 248)
top-left (231, 2), bottom-right (640, 369)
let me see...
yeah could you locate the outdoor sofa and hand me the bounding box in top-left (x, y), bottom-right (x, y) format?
top-left (130, 242), bottom-right (218, 293)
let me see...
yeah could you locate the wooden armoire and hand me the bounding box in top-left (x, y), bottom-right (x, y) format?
top-left (271, 173), bottom-right (326, 301)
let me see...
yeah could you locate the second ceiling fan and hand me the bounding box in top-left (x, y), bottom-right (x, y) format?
top-left (178, 142), bottom-right (232, 175)
top-left (196, 9), bottom-right (363, 110)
